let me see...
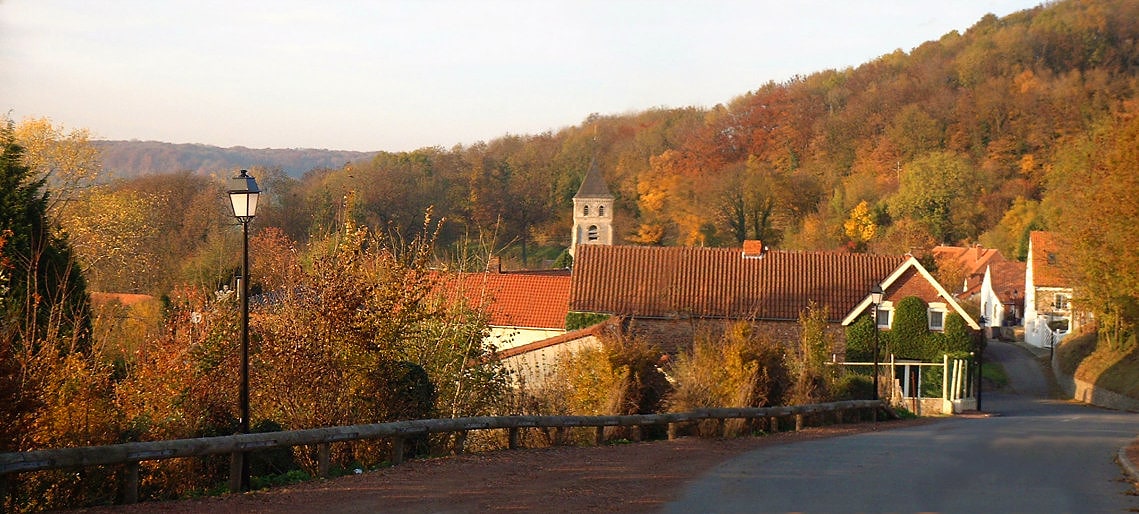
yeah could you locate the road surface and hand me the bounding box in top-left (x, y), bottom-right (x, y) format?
top-left (666, 342), bottom-right (1139, 513)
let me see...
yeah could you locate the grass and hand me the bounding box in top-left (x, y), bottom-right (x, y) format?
top-left (981, 361), bottom-right (1009, 389)
top-left (1055, 329), bottom-right (1139, 398)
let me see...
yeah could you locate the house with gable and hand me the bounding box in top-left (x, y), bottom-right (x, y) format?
top-left (980, 259), bottom-right (1026, 334)
top-left (931, 245), bottom-right (1005, 300)
top-left (438, 258), bottom-right (571, 352)
top-left (932, 245), bottom-right (1025, 337)
top-left (501, 242), bottom-right (978, 366)
top-left (1024, 231), bottom-right (1076, 347)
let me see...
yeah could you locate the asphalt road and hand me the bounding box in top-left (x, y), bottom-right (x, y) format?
top-left (665, 342), bottom-right (1139, 513)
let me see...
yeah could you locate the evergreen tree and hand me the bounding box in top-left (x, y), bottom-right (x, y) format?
top-left (0, 121), bottom-right (92, 355)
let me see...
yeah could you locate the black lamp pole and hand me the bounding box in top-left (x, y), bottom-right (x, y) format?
top-left (228, 170), bottom-right (259, 492)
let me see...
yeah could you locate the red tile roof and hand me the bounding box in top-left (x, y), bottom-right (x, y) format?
top-left (1030, 231), bottom-right (1069, 288)
top-left (440, 270), bottom-right (571, 330)
top-left (932, 245), bottom-right (1006, 296)
top-left (90, 292), bottom-right (156, 306)
top-left (990, 259), bottom-right (1026, 301)
top-left (569, 245), bottom-right (906, 322)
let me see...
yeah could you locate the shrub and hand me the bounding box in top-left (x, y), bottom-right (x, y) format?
top-left (844, 314), bottom-right (877, 361)
top-left (888, 296), bottom-right (929, 359)
top-left (831, 374), bottom-right (874, 401)
top-left (565, 311), bottom-right (610, 331)
top-left (667, 322), bottom-right (789, 411)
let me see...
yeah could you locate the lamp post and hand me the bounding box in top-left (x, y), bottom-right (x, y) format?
top-left (870, 284), bottom-right (884, 401)
top-left (227, 169), bottom-right (259, 492)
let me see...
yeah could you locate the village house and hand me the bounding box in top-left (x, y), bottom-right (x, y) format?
top-left (1024, 231), bottom-right (1077, 348)
top-left (500, 242), bottom-right (978, 380)
top-left (931, 245), bottom-right (1025, 338)
top-left (438, 258), bottom-right (571, 353)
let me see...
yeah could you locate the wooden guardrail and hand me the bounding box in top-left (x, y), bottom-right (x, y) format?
top-left (0, 399), bottom-right (892, 505)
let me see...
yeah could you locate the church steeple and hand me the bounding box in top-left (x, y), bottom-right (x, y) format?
top-left (570, 159), bottom-right (614, 258)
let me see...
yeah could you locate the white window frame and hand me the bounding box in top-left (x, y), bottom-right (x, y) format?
top-left (876, 301), bottom-right (893, 329)
top-left (928, 302), bottom-right (947, 331)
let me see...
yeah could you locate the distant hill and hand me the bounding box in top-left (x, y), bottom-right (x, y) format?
top-left (93, 140), bottom-right (380, 179)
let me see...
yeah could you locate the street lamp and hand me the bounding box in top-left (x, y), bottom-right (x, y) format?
top-left (227, 169), bottom-right (259, 492)
top-left (870, 284), bottom-right (884, 401)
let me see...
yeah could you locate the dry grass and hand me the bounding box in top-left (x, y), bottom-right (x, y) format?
top-left (1057, 329), bottom-right (1139, 397)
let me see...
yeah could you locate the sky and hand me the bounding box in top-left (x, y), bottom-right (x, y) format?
top-left (2, 1), bottom-right (1043, 153)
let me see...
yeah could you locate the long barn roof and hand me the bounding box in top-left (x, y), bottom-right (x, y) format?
top-left (569, 245), bottom-right (906, 322)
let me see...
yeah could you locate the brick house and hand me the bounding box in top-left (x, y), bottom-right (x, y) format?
top-left (499, 243), bottom-right (977, 377)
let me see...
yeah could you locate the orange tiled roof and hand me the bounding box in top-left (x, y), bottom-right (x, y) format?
top-left (570, 245), bottom-right (906, 322)
top-left (990, 259), bottom-right (1026, 301)
top-left (90, 292), bottom-right (156, 306)
top-left (1030, 231), bottom-right (1068, 288)
top-left (932, 245), bottom-right (1006, 297)
top-left (441, 270), bottom-right (571, 330)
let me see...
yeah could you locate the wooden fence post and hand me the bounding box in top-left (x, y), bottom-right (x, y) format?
top-left (228, 452), bottom-right (243, 492)
top-left (794, 414), bottom-right (804, 431)
top-left (508, 427), bottom-right (520, 450)
top-left (667, 422), bottom-right (679, 440)
top-left (390, 437), bottom-right (405, 465)
top-left (124, 461), bottom-right (140, 504)
top-left (594, 426), bottom-right (605, 446)
top-left (455, 431), bottom-right (468, 455)
top-left (317, 443), bottom-right (330, 478)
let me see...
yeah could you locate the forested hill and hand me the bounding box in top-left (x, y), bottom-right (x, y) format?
top-left (93, 140), bottom-right (378, 178)
top-left (276, 0), bottom-right (1137, 262)
top-left (69, 0), bottom-right (1139, 313)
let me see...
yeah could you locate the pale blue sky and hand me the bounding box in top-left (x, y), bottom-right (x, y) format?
top-left (1, 1), bottom-right (1041, 152)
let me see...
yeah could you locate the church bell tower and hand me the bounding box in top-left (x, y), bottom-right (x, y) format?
top-left (570, 160), bottom-right (614, 258)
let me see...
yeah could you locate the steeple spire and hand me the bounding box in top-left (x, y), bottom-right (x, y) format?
top-left (570, 159), bottom-right (614, 258)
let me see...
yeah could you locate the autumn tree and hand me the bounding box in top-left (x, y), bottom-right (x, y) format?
top-left (889, 151), bottom-right (986, 244)
top-left (1050, 110), bottom-right (1139, 347)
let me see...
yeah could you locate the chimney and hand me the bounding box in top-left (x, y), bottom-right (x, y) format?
top-left (742, 240), bottom-right (768, 259)
top-left (487, 256), bottom-right (502, 274)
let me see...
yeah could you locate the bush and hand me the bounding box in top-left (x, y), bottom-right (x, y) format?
top-left (831, 374), bottom-right (875, 401)
top-left (565, 311), bottom-right (610, 331)
top-left (844, 314), bottom-right (877, 361)
top-left (667, 322), bottom-right (789, 411)
top-left (888, 297), bottom-right (929, 359)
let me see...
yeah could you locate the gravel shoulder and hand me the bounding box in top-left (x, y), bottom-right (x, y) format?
top-left (77, 418), bottom-right (933, 513)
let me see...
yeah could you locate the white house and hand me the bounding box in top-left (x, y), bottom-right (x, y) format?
top-left (1024, 231), bottom-right (1074, 348)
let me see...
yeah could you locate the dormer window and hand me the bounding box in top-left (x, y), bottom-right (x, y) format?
top-left (583, 205), bottom-right (590, 216)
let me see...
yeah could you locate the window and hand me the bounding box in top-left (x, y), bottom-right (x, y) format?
top-left (928, 310), bottom-right (945, 331)
top-left (876, 308), bottom-right (891, 328)
top-left (1054, 294), bottom-right (1069, 310)
top-left (598, 205), bottom-right (605, 216)
top-left (583, 205), bottom-right (590, 216)
top-left (874, 300), bottom-right (892, 330)
top-left (587, 225), bottom-right (599, 241)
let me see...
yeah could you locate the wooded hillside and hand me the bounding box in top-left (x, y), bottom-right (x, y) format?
top-left (67, 0), bottom-right (1139, 299)
top-left (214, 0), bottom-right (1134, 264)
top-left (94, 140), bottom-right (377, 178)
